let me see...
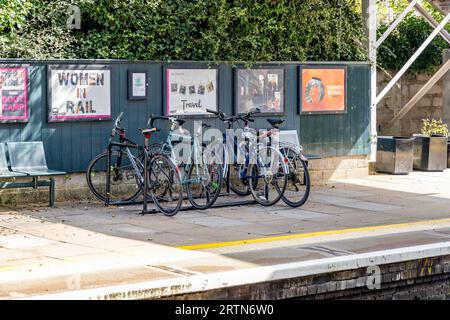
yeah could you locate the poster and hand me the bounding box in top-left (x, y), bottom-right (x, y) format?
top-left (301, 67), bottom-right (346, 114)
top-left (0, 67), bottom-right (28, 122)
top-left (236, 68), bottom-right (284, 115)
top-left (132, 73), bottom-right (146, 97)
top-left (48, 65), bottom-right (111, 121)
top-left (128, 71), bottom-right (147, 100)
top-left (166, 68), bottom-right (218, 116)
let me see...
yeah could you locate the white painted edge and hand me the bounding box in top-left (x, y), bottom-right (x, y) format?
top-left (24, 241), bottom-right (450, 300)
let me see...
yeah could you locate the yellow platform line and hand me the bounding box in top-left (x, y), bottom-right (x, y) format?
top-left (177, 217), bottom-right (450, 250)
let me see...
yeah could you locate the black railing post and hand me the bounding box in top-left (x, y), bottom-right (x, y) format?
top-left (105, 145), bottom-right (112, 206)
top-left (142, 138), bottom-right (149, 214)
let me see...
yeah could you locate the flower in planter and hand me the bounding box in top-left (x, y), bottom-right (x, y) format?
top-left (420, 118), bottom-right (449, 138)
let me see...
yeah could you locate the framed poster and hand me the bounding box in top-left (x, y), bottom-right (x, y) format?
top-left (0, 67), bottom-right (28, 123)
top-left (48, 65), bottom-right (112, 122)
top-left (235, 67), bottom-right (285, 116)
top-left (165, 67), bottom-right (218, 117)
top-left (128, 70), bottom-right (148, 100)
top-left (300, 66), bottom-right (347, 114)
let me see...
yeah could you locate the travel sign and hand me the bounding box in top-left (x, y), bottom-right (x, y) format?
top-left (166, 68), bottom-right (218, 116)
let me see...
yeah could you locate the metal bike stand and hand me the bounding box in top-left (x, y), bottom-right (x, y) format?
top-left (104, 140), bottom-right (257, 213)
top-left (141, 131), bottom-right (159, 214)
top-left (104, 141), bottom-right (150, 208)
top-left (105, 145), bottom-right (112, 207)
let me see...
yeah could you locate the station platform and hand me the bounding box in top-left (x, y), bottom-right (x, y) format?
top-left (2, 170), bottom-right (450, 299)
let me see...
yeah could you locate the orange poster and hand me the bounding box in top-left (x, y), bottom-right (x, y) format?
top-left (301, 68), bottom-right (346, 113)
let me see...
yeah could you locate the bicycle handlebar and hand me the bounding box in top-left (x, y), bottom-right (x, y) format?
top-left (110, 112), bottom-right (125, 141)
top-left (148, 115), bottom-right (171, 128)
top-left (208, 106), bottom-right (261, 125)
top-left (206, 108), bottom-right (220, 116)
top-left (114, 112), bottom-right (124, 127)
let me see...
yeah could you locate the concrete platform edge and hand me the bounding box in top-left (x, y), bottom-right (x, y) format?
top-left (24, 241), bottom-right (450, 300)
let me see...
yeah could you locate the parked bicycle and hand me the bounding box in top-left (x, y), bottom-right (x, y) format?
top-left (86, 112), bottom-right (183, 216)
top-left (206, 108), bottom-right (289, 206)
top-left (206, 107), bottom-right (310, 207)
top-left (146, 116), bottom-right (223, 210)
top-left (262, 117), bottom-right (310, 207)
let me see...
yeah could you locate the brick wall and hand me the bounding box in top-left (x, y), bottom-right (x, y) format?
top-left (377, 71), bottom-right (443, 136)
top-left (172, 255), bottom-right (450, 300)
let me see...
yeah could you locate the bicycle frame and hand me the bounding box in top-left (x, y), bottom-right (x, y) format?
top-left (156, 122), bottom-right (212, 186)
top-left (105, 130), bottom-right (145, 206)
top-left (208, 117), bottom-right (289, 185)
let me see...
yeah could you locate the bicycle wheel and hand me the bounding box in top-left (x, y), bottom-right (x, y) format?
top-left (186, 154), bottom-right (223, 210)
top-left (148, 154), bottom-right (183, 216)
top-left (281, 147), bottom-right (310, 207)
top-left (247, 147), bottom-right (288, 206)
top-left (86, 150), bottom-right (143, 203)
top-left (228, 164), bottom-right (251, 196)
top-left (148, 143), bottom-right (171, 157)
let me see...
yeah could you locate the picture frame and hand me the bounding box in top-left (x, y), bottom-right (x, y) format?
top-left (0, 66), bottom-right (29, 123)
top-left (47, 64), bottom-right (112, 122)
top-left (127, 70), bottom-right (148, 100)
top-left (164, 65), bottom-right (219, 118)
top-left (299, 65), bottom-right (347, 115)
top-left (234, 66), bottom-right (286, 116)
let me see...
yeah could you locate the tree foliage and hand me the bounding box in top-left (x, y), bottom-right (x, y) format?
top-left (0, 0), bottom-right (368, 62)
top-left (377, 14), bottom-right (449, 72)
top-left (0, 0), bottom-right (31, 32)
top-left (375, 0), bottom-right (450, 72)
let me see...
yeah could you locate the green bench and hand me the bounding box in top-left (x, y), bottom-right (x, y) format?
top-left (0, 142), bottom-right (66, 207)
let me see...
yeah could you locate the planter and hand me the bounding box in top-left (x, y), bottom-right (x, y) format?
top-left (448, 140), bottom-right (450, 168)
top-left (375, 136), bottom-right (414, 175)
top-left (413, 135), bottom-right (447, 171)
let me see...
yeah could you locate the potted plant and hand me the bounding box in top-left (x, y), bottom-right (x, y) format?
top-left (413, 118), bottom-right (448, 171)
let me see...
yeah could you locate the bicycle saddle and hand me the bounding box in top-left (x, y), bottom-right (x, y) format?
top-left (267, 118), bottom-right (285, 128)
top-left (141, 128), bottom-right (158, 134)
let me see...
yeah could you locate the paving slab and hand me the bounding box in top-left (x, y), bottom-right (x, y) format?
top-left (0, 171), bottom-right (450, 298)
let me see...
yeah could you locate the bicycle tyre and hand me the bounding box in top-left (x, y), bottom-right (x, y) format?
top-left (228, 164), bottom-right (252, 196)
top-left (281, 147), bottom-right (311, 207)
top-left (186, 158), bottom-right (223, 210)
top-left (247, 147), bottom-right (288, 206)
top-left (86, 150), bottom-right (143, 203)
top-left (148, 154), bottom-right (183, 216)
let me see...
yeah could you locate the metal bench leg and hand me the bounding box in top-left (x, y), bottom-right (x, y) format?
top-left (49, 178), bottom-right (55, 207)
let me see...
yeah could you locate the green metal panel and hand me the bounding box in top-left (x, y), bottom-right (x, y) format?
top-left (0, 60), bottom-right (371, 173)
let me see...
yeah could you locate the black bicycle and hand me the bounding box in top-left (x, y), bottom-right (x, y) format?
top-left (86, 112), bottom-right (183, 216)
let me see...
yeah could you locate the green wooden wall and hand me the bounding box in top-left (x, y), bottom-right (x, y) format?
top-left (0, 60), bottom-right (371, 173)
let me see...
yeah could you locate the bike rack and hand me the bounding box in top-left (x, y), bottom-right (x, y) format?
top-left (104, 132), bottom-right (256, 215)
top-left (104, 141), bottom-right (144, 207)
top-left (103, 129), bottom-right (317, 215)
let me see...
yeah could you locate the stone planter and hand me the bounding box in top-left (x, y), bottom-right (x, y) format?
top-left (413, 135), bottom-right (447, 171)
top-left (375, 136), bottom-right (414, 175)
top-left (447, 140), bottom-right (450, 168)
